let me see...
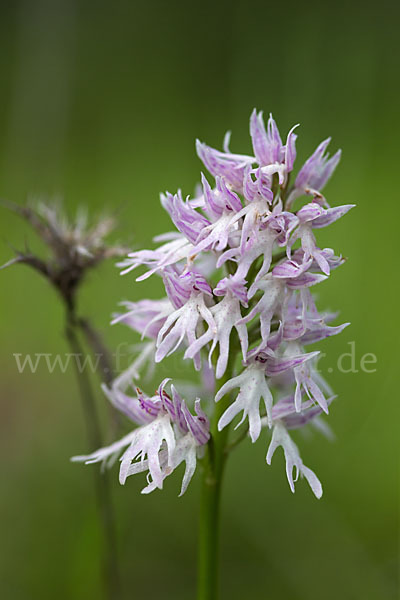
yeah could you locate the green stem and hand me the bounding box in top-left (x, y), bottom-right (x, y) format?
top-left (197, 350), bottom-right (237, 600)
top-left (76, 315), bottom-right (122, 438)
top-left (196, 445), bottom-right (223, 600)
top-left (65, 309), bottom-right (122, 600)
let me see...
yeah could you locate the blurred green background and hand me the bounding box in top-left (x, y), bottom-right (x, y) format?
top-left (0, 0), bottom-right (398, 598)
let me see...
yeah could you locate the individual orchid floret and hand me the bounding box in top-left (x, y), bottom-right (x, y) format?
top-left (156, 273), bottom-right (215, 368)
top-left (250, 110), bottom-right (298, 184)
top-left (238, 275), bottom-right (286, 350)
top-left (219, 206), bottom-right (298, 292)
top-left (130, 380), bottom-right (210, 496)
top-left (162, 266), bottom-right (212, 309)
top-left (260, 392), bottom-right (335, 437)
top-left (215, 187), bottom-right (273, 269)
top-left (309, 203), bottom-right (356, 229)
top-left (272, 393), bottom-right (335, 431)
top-left (201, 173), bottom-right (242, 219)
top-left (282, 271), bottom-right (327, 291)
top-left (196, 135), bottom-right (254, 193)
top-left (287, 202), bottom-right (354, 275)
top-left (289, 247), bottom-right (345, 274)
top-left (287, 203), bottom-right (331, 275)
top-left (213, 274), bottom-right (248, 306)
top-left (271, 256), bottom-right (312, 280)
top-left (190, 180), bottom-right (243, 255)
top-left (286, 138), bottom-right (342, 207)
top-left (271, 393), bottom-right (322, 424)
top-left (102, 384), bottom-right (157, 426)
top-left (128, 431), bottom-right (202, 497)
top-left (185, 277), bottom-right (248, 378)
top-left (243, 273), bottom-right (325, 358)
top-left (222, 170), bottom-right (280, 255)
top-left (243, 208), bottom-right (297, 289)
top-left (266, 421), bottom-right (322, 498)
top-left (242, 166), bottom-right (274, 205)
top-left (250, 110), bottom-right (283, 167)
top-left (216, 360), bottom-right (273, 442)
top-left (111, 298), bottom-right (173, 340)
top-left (158, 379), bottom-right (210, 445)
top-left (118, 234), bottom-right (192, 279)
top-left (161, 190), bottom-right (210, 244)
top-left (263, 349), bottom-right (320, 378)
top-left (73, 381), bottom-right (210, 496)
top-left (277, 289), bottom-right (349, 343)
top-left (73, 410), bottom-right (175, 489)
top-left (268, 265), bottom-right (329, 345)
top-left (118, 411), bottom-right (174, 487)
top-left (217, 343), bottom-right (317, 440)
top-left (282, 341), bottom-right (329, 413)
top-left (299, 320), bottom-right (349, 346)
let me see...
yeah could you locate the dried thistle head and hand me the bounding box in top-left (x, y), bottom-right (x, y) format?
top-left (1, 198), bottom-right (129, 310)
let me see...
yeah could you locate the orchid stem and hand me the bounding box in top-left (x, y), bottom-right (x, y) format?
top-left (197, 348), bottom-right (237, 600)
top-left (197, 444), bottom-right (225, 600)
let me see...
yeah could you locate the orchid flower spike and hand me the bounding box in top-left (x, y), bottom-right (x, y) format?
top-left (73, 108), bottom-right (353, 499)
